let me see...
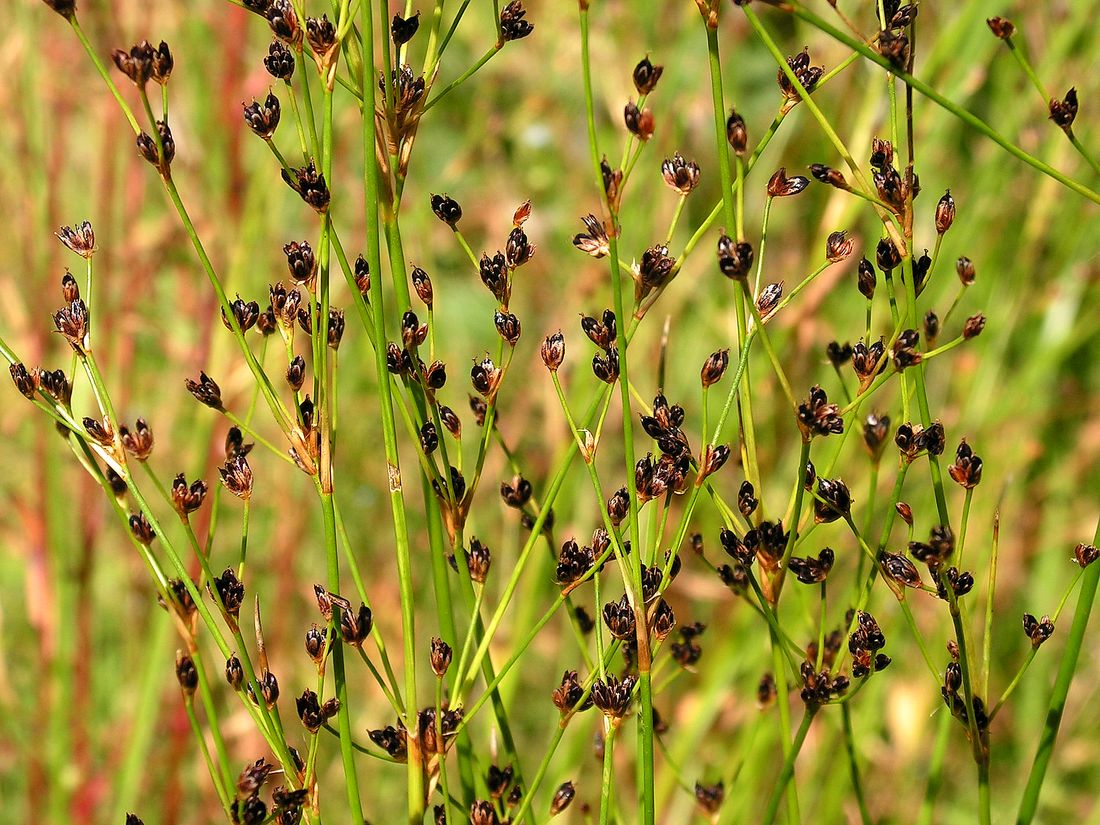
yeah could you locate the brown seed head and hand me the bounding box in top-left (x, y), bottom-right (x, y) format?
top-left (282, 162), bottom-right (329, 212)
top-left (726, 110), bottom-right (748, 155)
top-left (151, 41), bottom-right (173, 84)
top-left (53, 299), bottom-right (89, 351)
top-left (171, 473), bottom-right (208, 515)
top-left (243, 93), bottom-right (281, 139)
top-left (499, 1), bottom-right (534, 42)
top-left (135, 121), bottom-right (175, 173)
top-left (700, 349), bottom-right (729, 388)
top-left (956, 256), bottom-right (976, 286)
top-left (825, 230), bottom-right (855, 263)
top-left (810, 163), bottom-right (848, 190)
top-left (987, 16), bottom-right (1016, 39)
top-left (936, 190), bottom-right (955, 234)
top-left (716, 233), bottom-right (753, 280)
top-left (661, 153), bottom-right (701, 195)
top-left (56, 221), bottom-right (96, 258)
top-left (264, 39), bottom-right (295, 80)
top-left (1049, 88), bottom-right (1078, 130)
top-left (267, 0), bottom-right (303, 46)
top-left (129, 513), bottom-right (156, 544)
top-left (633, 56), bottom-right (663, 95)
top-left (119, 415), bottom-right (155, 462)
top-left (219, 454), bottom-right (254, 500)
top-left (10, 363), bottom-right (38, 400)
top-left (1074, 543), bottom-right (1098, 568)
top-left (41, 0), bottom-right (77, 19)
top-left (391, 12), bottom-right (420, 45)
top-left (695, 782), bottom-right (725, 815)
top-left (430, 193), bottom-right (462, 227)
top-left (857, 257), bottom-right (877, 300)
top-left (112, 41), bottom-right (155, 86)
top-left (624, 100), bottom-right (655, 141)
top-left (550, 781), bottom-right (576, 816)
top-left (963, 313), bottom-right (986, 340)
top-left (541, 331), bottom-right (565, 372)
top-left (767, 167), bottom-right (810, 198)
top-left (184, 374), bottom-right (223, 411)
top-left (430, 637), bottom-right (452, 677)
top-left (175, 651), bottom-right (199, 695)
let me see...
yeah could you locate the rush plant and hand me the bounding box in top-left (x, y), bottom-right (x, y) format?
top-left (3, 1), bottom-right (1100, 824)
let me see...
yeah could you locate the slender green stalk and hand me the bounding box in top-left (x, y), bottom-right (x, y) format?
top-left (1016, 517), bottom-right (1100, 824)
top-left (842, 705), bottom-right (873, 825)
top-left (362, 2), bottom-right (423, 818)
top-left (182, 694), bottom-right (232, 815)
top-left (782, 1), bottom-right (1100, 205)
top-left (763, 710), bottom-right (816, 825)
top-left (1000, 37), bottom-right (1100, 178)
top-left (579, 9), bottom-right (653, 822)
top-left (598, 722), bottom-right (618, 825)
top-left (917, 711), bottom-right (953, 825)
top-left (705, 18), bottom-right (761, 501)
top-left (423, 44), bottom-right (501, 111)
top-left (980, 505), bottom-right (996, 696)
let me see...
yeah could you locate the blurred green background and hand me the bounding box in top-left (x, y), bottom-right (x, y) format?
top-left (2, 0), bottom-right (1100, 822)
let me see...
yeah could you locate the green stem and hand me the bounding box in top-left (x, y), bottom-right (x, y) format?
top-left (842, 704), bottom-right (873, 825)
top-left (598, 722), bottom-right (618, 825)
top-left (183, 696), bottom-right (232, 816)
top-left (763, 710), bottom-right (816, 825)
top-left (362, 3), bottom-right (423, 819)
top-left (1016, 517), bottom-right (1100, 824)
top-left (423, 44), bottom-right (501, 111)
top-left (706, 19), bottom-right (760, 501)
top-left (784, 1), bottom-right (1100, 205)
top-left (579, 10), bottom-right (652, 823)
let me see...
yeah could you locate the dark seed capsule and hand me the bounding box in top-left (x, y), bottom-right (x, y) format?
top-left (826, 340), bottom-right (853, 367)
top-left (700, 349), bottom-right (729, 387)
top-left (391, 12), bottom-right (420, 45)
top-left (876, 237), bottom-right (902, 271)
top-left (1049, 88), bottom-right (1078, 130)
top-left (498, 0), bottom-right (534, 42)
top-left (726, 110), bottom-right (748, 155)
top-left (541, 331), bottom-right (565, 371)
top-left (1074, 543), bottom-right (1099, 568)
top-left (430, 637), bottom-right (452, 677)
top-left (986, 16), bottom-right (1016, 39)
top-left (767, 167), bottom-right (810, 198)
top-left (243, 93), bottom-right (280, 139)
top-left (225, 655), bottom-right (244, 689)
top-left (624, 100), bottom-right (655, 141)
top-left (633, 56), bottom-right (663, 95)
top-left (550, 781), bottom-right (576, 815)
top-left (494, 310), bottom-right (521, 345)
top-left (281, 162), bottom-right (330, 213)
top-left (662, 152), bottom-right (701, 195)
top-left (936, 190), bottom-right (955, 234)
top-left (857, 257), bottom-right (877, 300)
top-left (810, 163), bottom-right (847, 189)
top-left (956, 256), bottom-right (976, 286)
top-left (10, 363), bottom-right (37, 400)
top-left (56, 222), bottom-right (96, 259)
top-left (151, 42), bottom-right (173, 86)
top-left (41, 0), bottom-right (76, 19)
top-left (175, 651), bottom-right (199, 695)
top-left (264, 39), bottom-right (295, 81)
top-left (962, 313), bottom-right (986, 340)
top-left (411, 266), bottom-right (433, 307)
